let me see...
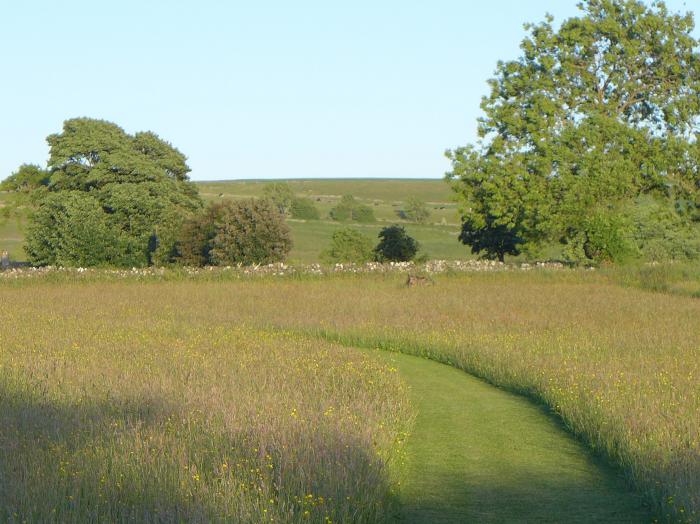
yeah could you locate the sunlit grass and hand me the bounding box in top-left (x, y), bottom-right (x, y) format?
top-left (0, 292), bottom-right (411, 523)
top-left (2, 270), bottom-right (698, 522)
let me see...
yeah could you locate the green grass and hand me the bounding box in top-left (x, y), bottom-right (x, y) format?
top-left (375, 350), bottom-right (650, 523)
top-left (287, 220), bottom-right (469, 264)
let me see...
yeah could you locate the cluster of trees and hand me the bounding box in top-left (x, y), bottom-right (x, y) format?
top-left (322, 225), bottom-right (420, 264)
top-left (2, 119), bottom-right (293, 268)
top-left (447, 0), bottom-right (700, 264)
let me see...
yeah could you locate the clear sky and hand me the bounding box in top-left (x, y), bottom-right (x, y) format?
top-left (1, 1), bottom-right (697, 181)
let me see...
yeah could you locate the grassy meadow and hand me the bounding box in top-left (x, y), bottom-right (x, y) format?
top-left (0, 179), bottom-right (470, 264)
top-left (0, 288), bottom-right (412, 523)
top-left (0, 270), bottom-right (698, 522)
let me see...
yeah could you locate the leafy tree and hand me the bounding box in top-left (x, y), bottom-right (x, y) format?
top-left (447, 0), bottom-right (700, 264)
top-left (177, 199), bottom-right (292, 266)
top-left (23, 118), bottom-right (201, 266)
top-left (263, 182), bottom-right (295, 214)
top-left (459, 216), bottom-right (523, 262)
top-left (321, 227), bottom-right (374, 264)
top-left (0, 164), bottom-right (50, 192)
top-left (24, 192), bottom-right (119, 267)
top-left (290, 197), bottom-right (320, 220)
top-left (329, 195), bottom-right (375, 223)
top-left (374, 225), bottom-right (419, 262)
top-left (402, 197), bottom-right (431, 224)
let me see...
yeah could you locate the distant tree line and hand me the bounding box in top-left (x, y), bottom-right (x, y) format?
top-left (1, 119), bottom-right (427, 268)
top-left (1, 118), bottom-right (292, 267)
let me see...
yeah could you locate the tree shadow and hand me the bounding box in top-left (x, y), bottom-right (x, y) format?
top-left (0, 384), bottom-right (216, 522)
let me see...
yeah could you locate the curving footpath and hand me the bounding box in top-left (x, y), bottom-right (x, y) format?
top-left (372, 350), bottom-right (652, 523)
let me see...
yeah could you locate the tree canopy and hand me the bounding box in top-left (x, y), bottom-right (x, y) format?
top-left (177, 199), bottom-right (292, 266)
top-left (447, 0), bottom-right (700, 263)
top-left (374, 225), bottom-right (419, 262)
top-left (24, 118), bottom-right (202, 267)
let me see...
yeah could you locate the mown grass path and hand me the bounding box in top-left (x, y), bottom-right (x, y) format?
top-left (371, 350), bottom-right (652, 523)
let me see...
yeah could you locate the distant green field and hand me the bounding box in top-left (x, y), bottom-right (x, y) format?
top-left (0, 179), bottom-right (471, 263)
top-left (0, 192), bottom-right (26, 260)
top-left (198, 178), bottom-right (455, 203)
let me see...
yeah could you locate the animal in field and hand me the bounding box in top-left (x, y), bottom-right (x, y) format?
top-left (0, 251), bottom-right (9, 270)
top-left (405, 274), bottom-right (434, 287)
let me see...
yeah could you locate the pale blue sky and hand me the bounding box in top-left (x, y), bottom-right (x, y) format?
top-left (1, 1), bottom-right (696, 181)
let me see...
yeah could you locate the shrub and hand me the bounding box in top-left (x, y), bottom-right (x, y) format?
top-left (321, 228), bottom-right (375, 264)
top-left (24, 192), bottom-right (119, 267)
top-left (330, 195), bottom-right (375, 223)
top-left (290, 198), bottom-right (320, 220)
top-left (262, 182), bottom-right (294, 214)
top-left (374, 225), bottom-right (419, 262)
top-left (402, 197), bottom-right (431, 224)
top-left (352, 204), bottom-right (375, 223)
top-left (628, 196), bottom-right (700, 262)
top-left (178, 199), bottom-right (292, 266)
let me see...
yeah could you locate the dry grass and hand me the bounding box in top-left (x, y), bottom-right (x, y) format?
top-left (0, 287), bottom-right (411, 523)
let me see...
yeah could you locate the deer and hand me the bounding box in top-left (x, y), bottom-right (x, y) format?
top-left (405, 274), bottom-right (434, 287)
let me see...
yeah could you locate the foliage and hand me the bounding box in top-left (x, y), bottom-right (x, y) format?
top-left (374, 225), bottom-right (419, 262)
top-left (321, 227), bottom-right (375, 264)
top-left (0, 164), bottom-right (50, 192)
top-left (447, 0), bottom-right (700, 264)
top-left (289, 197), bottom-right (320, 220)
top-left (329, 195), bottom-right (375, 223)
top-left (459, 215), bottom-right (523, 262)
top-left (262, 182), bottom-right (295, 214)
top-left (401, 197), bottom-right (431, 224)
top-left (178, 199), bottom-right (292, 266)
top-left (627, 196), bottom-right (700, 262)
top-left (24, 192), bottom-right (119, 267)
top-left (23, 118), bottom-right (201, 267)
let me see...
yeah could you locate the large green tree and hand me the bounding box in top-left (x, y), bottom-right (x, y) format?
top-left (447, 0), bottom-right (700, 263)
top-left (24, 118), bottom-right (202, 266)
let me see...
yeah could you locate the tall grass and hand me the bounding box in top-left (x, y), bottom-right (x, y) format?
top-left (2, 271), bottom-right (698, 522)
top-left (132, 272), bottom-right (696, 523)
top-left (0, 289), bottom-right (411, 523)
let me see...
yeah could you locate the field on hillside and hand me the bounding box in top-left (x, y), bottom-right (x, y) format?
top-left (0, 192), bottom-right (25, 260)
top-left (0, 270), bottom-right (698, 522)
top-left (0, 179), bottom-right (470, 263)
top-left (200, 179), bottom-right (467, 264)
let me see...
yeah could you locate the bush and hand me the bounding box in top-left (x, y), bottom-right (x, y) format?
top-left (628, 196), bottom-right (700, 262)
top-left (178, 199), bottom-right (292, 266)
top-left (262, 183), bottom-right (294, 214)
top-left (329, 195), bottom-right (375, 223)
top-left (321, 228), bottom-right (375, 264)
top-left (290, 198), bottom-right (320, 220)
top-left (352, 204), bottom-right (375, 223)
top-left (562, 208), bottom-right (634, 265)
top-left (24, 192), bottom-right (119, 267)
top-left (374, 225), bottom-right (419, 262)
top-left (402, 197), bottom-right (431, 224)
